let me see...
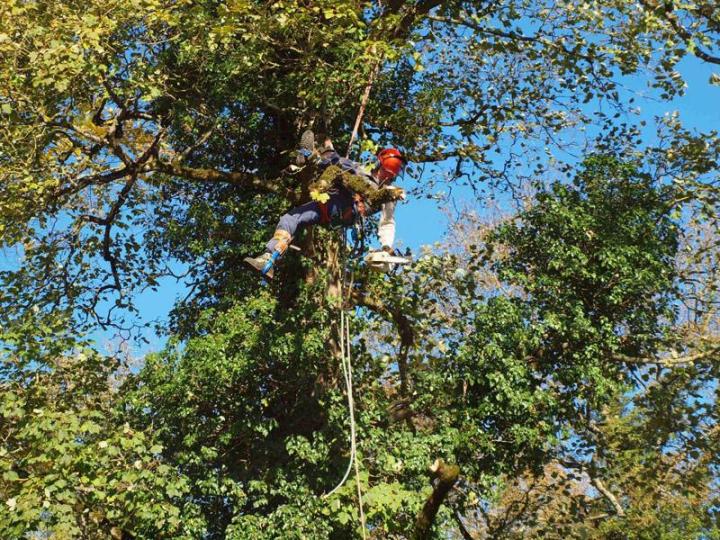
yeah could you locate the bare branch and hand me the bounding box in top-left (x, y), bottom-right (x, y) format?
top-left (589, 475), bottom-right (625, 518)
top-left (353, 290), bottom-right (414, 394)
top-left (559, 458), bottom-right (626, 518)
top-left (102, 174), bottom-right (139, 294)
top-left (614, 344), bottom-right (720, 366)
top-left (426, 14), bottom-right (596, 63)
top-left (175, 125), bottom-right (218, 164)
top-left (453, 509), bottom-right (478, 540)
top-left (409, 150), bottom-right (462, 163)
top-left (54, 167), bottom-right (130, 200)
top-left (382, 0), bottom-right (445, 39)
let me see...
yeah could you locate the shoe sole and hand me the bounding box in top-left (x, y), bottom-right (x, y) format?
top-left (244, 257), bottom-right (273, 279)
top-left (299, 130), bottom-right (315, 152)
top-left (296, 130), bottom-right (315, 166)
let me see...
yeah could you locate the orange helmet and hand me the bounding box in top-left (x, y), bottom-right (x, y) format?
top-left (377, 148), bottom-right (406, 179)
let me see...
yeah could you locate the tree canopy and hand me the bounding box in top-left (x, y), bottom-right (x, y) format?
top-left (1, 0), bottom-right (719, 538)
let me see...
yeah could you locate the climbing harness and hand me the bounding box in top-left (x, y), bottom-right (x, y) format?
top-left (318, 201), bottom-right (355, 227)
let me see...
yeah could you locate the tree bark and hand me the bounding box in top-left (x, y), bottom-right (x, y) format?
top-left (154, 160), bottom-right (292, 197)
top-left (413, 459), bottom-right (460, 540)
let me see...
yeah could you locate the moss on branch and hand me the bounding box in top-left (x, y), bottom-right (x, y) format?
top-left (309, 165), bottom-right (404, 208)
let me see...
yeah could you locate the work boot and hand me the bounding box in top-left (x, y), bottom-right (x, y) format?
top-left (244, 252), bottom-right (274, 279)
top-left (296, 129), bottom-right (315, 166)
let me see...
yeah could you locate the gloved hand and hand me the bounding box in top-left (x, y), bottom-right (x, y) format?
top-left (386, 186), bottom-right (406, 200)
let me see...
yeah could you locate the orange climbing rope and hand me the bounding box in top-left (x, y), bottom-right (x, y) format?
top-left (345, 53), bottom-right (383, 159)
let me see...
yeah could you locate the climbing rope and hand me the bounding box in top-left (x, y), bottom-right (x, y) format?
top-left (345, 307), bottom-right (367, 539)
top-left (323, 230), bottom-right (367, 539)
top-left (323, 308), bottom-right (354, 499)
top-left (345, 50), bottom-right (383, 159)
top-left (323, 50), bottom-right (383, 535)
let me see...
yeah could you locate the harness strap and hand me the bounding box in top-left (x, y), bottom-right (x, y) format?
top-left (319, 202), bottom-right (331, 225)
top-left (319, 201), bottom-right (356, 227)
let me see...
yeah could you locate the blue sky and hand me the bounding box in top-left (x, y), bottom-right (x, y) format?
top-left (4, 53), bottom-right (718, 358)
top-left (394, 56), bottom-right (720, 247)
top-left (123, 54), bottom-right (720, 356)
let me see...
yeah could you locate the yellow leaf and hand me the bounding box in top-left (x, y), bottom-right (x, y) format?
top-left (310, 190), bottom-right (330, 203)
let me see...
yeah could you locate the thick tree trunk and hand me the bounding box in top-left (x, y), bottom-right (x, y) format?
top-left (323, 233), bottom-right (346, 385)
top-left (413, 459), bottom-right (460, 540)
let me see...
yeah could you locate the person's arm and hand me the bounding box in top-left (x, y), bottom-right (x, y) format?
top-left (337, 171), bottom-right (404, 205)
top-left (378, 201), bottom-right (396, 250)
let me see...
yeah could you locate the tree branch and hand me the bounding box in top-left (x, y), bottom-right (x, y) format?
top-left (54, 167), bottom-right (130, 201)
top-left (408, 150), bottom-right (462, 163)
top-left (453, 509), bottom-right (477, 540)
top-left (414, 459), bottom-right (461, 540)
top-left (614, 344), bottom-right (720, 366)
top-left (426, 14), bottom-right (596, 63)
top-left (639, 0), bottom-right (720, 65)
top-left (353, 290), bottom-right (414, 394)
top-left (154, 160), bottom-right (292, 197)
top-left (559, 457), bottom-right (625, 518)
top-left (102, 174), bottom-right (138, 295)
top-left (382, 0), bottom-right (445, 39)
top-left (174, 125), bottom-right (217, 164)
top-left (589, 474), bottom-right (625, 518)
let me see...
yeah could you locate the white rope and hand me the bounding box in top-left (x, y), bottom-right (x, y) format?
top-left (323, 231), bottom-right (367, 539)
top-left (324, 309), bottom-right (354, 498)
top-left (346, 311), bottom-right (367, 536)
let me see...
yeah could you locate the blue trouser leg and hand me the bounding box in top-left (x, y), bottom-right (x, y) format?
top-left (266, 201), bottom-right (321, 252)
top-left (266, 192), bottom-right (353, 252)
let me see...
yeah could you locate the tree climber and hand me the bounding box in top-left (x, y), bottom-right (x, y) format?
top-left (244, 131), bottom-right (407, 278)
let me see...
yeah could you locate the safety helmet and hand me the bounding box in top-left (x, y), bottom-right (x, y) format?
top-left (376, 148), bottom-right (406, 179)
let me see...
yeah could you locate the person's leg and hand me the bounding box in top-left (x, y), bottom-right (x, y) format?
top-left (266, 201), bottom-right (323, 252)
top-left (246, 202), bottom-right (322, 278)
top-left (265, 189), bottom-right (354, 252)
top-left (245, 193), bottom-right (352, 277)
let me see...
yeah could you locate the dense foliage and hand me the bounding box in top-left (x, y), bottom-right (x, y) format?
top-left (1, 0), bottom-right (719, 538)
